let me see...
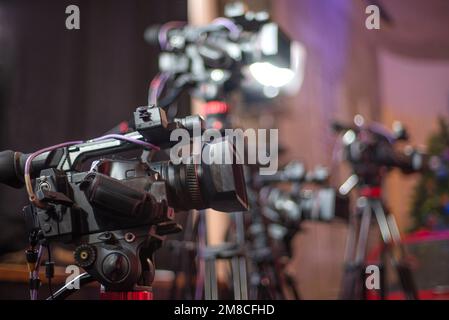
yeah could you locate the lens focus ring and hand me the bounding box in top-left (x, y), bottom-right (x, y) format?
top-left (185, 163), bottom-right (204, 209)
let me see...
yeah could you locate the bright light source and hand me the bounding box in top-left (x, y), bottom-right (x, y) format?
top-left (248, 62), bottom-right (295, 88)
top-left (284, 41), bottom-right (306, 95)
top-left (354, 114), bottom-right (364, 127)
top-left (263, 86), bottom-right (280, 98)
top-left (342, 130), bottom-right (356, 145)
top-left (210, 69), bottom-right (225, 82)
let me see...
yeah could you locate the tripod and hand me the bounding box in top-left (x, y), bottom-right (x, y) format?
top-left (200, 211), bottom-right (249, 300)
top-left (247, 185), bottom-right (301, 300)
top-left (340, 185), bottom-right (418, 300)
top-left (247, 209), bottom-right (285, 300)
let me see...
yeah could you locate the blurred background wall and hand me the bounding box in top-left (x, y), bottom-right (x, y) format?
top-left (0, 0), bottom-right (187, 255)
top-left (271, 0), bottom-right (449, 298)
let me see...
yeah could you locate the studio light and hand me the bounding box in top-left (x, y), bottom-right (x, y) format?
top-left (248, 62), bottom-right (295, 88)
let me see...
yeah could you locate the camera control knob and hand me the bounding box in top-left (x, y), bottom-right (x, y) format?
top-left (74, 244), bottom-right (97, 268)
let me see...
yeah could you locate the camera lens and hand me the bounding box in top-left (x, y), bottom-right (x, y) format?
top-left (149, 139), bottom-right (248, 212)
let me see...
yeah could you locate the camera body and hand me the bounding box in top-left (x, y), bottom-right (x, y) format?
top-left (145, 10), bottom-right (294, 102)
top-left (333, 121), bottom-right (426, 186)
top-left (24, 163), bottom-right (175, 242)
top-left (19, 106), bottom-right (248, 241)
top-left (254, 162), bottom-right (349, 241)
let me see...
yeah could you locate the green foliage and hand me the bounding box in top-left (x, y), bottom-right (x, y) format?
top-left (410, 118), bottom-right (449, 230)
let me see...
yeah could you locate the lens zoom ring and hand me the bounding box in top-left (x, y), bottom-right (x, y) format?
top-left (186, 164), bottom-right (204, 208)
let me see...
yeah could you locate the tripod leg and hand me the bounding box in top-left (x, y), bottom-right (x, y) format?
top-left (387, 212), bottom-right (418, 299)
top-left (343, 207), bottom-right (358, 266)
top-left (234, 212), bottom-right (248, 300)
top-left (238, 256), bottom-right (248, 300)
top-left (340, 207), bottom-right (359, 299)
top-left (372, 201), bottom-right (395, 299)
top-left (204, 259), bottom-right (211, 300)
top-left (379, 247), bottom-right (388, 300)
top-left (372, 201), bottom-right (418, 300)
top-left (341, 201), bottom-right (372, 299)
top-left (231, 256), bottom-right (241, 300)
top-left (204, 258), bottom-right (219, 300)
top-left (386, 214), bottom-right (408, 258)
top-left (355, 203), bottom-right (373, 300)
top-left (372, 201), bottom-right (393, 244)
top-left (210, 260), bottom-right (219, 300)
top-left (284, 272), bottom-right (301, 300)
top-left (355, 202), bottom-right (372, 263)
top-left (272, 265), bottom-right (286, 299)
top-left (230, 255), bottom-right (249, 300)
top-left (395, 262), bottom-right (418, 300)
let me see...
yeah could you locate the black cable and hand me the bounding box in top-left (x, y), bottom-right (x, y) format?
top-left (158, 85), bottom-right (188, 109)
top-left (103, 78), bottom-right (192, 136)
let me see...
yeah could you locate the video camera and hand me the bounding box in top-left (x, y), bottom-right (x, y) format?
top-left (332, 117), bottom-right (427, 186)
top-left (144, 7), bottom-right (296, 104)
top-left (245, 162), bottom-right (348, 276)
top-left (0, 105), bottom-right (248, 295)
top-left (260, 162), bottom-right (348, 226)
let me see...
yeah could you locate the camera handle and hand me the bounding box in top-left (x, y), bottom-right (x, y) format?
top-left (47, 272), bottom-right (154, 300)
top-left (47, 273), bottom-right (95, 300)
